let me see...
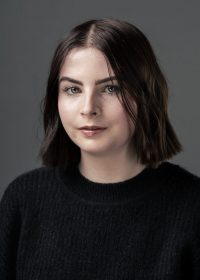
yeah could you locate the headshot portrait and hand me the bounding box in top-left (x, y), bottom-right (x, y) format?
top-left (0, 2), bottom-right (200, 279)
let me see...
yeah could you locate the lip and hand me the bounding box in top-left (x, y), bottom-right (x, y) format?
top-left (80, 129), bottom-right (106, 137)
top-left (78, 126), bottom-right (107, 137)
top-left (79, 126), bottom-right (106, 130)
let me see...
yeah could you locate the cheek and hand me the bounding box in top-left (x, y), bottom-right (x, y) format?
top-left (58, 100), bottom-right (66, 122)
top-left (58, 99), bottom-right (74, 130)
top-left (114, 102), bottom-right (137, 136)
top-left (58, 96), bottom-right (75, 117)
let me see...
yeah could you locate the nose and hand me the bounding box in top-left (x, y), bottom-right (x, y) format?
top-left (80, 92), bottom-right (101, 116)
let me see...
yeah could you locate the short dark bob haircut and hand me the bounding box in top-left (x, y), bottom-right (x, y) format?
top-left (38, 17), bottom-right (183, 169)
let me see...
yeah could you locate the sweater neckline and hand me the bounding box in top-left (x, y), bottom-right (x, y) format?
top-left (57, 161), bottom-right (170, 205)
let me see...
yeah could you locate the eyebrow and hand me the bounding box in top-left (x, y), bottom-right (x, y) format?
top-left (59, 76), bottom-right (117, 85)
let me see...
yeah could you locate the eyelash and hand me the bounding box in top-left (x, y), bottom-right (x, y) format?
top-left (62, 85), bottom-right (120, 96)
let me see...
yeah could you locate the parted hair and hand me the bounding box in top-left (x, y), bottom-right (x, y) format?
top-left (38, 17), bottom-right (183, 169)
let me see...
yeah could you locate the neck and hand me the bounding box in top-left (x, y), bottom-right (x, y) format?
top-left (78, 150), bottom-right (147, 183)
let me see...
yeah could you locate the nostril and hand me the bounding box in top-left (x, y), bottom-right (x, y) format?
top-left (81, 110), bottom-right (97, 116)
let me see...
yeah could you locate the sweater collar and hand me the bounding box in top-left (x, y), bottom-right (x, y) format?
top-left (57, 162), bottom-right (169, 205)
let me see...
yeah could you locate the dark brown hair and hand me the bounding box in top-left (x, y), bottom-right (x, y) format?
top-left (38, 17), bottom-right (183, 169)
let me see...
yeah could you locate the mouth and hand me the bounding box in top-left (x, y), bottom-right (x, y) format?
top-left (79, 126), bottom-right (107, 130)
top-left (79, 127), bottom-right (107, 137)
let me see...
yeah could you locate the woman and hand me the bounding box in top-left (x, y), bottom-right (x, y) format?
top-left (0, 18), bottom-right (200, 279)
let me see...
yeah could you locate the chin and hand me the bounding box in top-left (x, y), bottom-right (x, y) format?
top-left (80, 146), bottom-right (110, 156)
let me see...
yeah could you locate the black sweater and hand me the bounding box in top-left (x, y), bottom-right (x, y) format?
top-left (0, 161), bottom-right (200, 279)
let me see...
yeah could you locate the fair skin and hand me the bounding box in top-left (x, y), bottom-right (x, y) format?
top-left (58, 47), bottom-right (146, 183)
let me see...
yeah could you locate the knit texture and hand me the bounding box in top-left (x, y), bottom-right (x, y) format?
top-left (0, 161), bottom-right (200, 279)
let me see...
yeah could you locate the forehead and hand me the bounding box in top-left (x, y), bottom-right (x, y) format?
top-left (60, 47), bottom-right (114, 77)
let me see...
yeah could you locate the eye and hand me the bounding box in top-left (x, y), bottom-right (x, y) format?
top-left (104, 85), bottom-right (120, 94)
top-left (63, 86), bottom-right (81, 95)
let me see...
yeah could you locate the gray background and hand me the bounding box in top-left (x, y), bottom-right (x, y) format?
top-left (0, 0), bottom-right (199, 198)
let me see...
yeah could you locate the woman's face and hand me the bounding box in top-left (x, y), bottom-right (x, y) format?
top-left (58, 47), bottom-right (137, 158)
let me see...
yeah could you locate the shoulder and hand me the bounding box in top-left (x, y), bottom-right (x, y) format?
top-left (11, 166), bottom-right (56, 183)
top-left (160, 161), bottom-right (200, 185)
top-left (6, 166), bottom-right (57, 189)
top-left (156, 161), bottom-right (200, 205)
top-left (1, 166), bottom-right (58, 206)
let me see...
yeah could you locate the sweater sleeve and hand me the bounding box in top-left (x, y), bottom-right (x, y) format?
top-left (192, 180), bottom-right (200, 280)
top-left (0, 181), bottom-right (21, 279)
top-left (193, 222), bottom-right (200, 279)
